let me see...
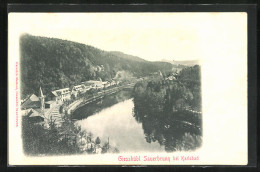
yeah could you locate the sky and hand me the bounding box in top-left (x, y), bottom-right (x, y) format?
top-left (9, 12), bottom-right (246, 62)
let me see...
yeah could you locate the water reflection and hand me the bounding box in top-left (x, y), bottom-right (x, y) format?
top-left (73, 90), bottom-right (132, 120)
top-left (74, 90), bottom-right (202, 153)
top-left (133, 98), bottom-right (202, 152)
top-left (76, 99), bottom-right (165, 153)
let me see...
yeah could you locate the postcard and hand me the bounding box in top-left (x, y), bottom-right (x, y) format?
top-left (8, 12), bottom-right (247, 165)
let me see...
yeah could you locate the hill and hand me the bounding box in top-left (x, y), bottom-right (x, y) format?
top-left (20, 34), bottom-right (174, 98)
top-left (109, 51), bottom-right (146, 62)
top-left (161, 59), bottom-right (199, 67)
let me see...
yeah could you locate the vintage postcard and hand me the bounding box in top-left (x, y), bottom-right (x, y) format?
top-left (8, 12), bottom-right (247, 165)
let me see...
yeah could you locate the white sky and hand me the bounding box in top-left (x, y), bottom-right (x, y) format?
top-left (9, 13), bottom-right (246, 61)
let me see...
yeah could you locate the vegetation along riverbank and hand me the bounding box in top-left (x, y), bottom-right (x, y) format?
top-left (132, 65), bottom-right (202, 152)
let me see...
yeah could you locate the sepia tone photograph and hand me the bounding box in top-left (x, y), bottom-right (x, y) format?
top-left (19, 33), bottom-right (202, 155)
top-left (8, 12), bottom-right (248, 165)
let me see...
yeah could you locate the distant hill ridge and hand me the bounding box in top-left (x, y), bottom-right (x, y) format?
top-left (161, 59), bottom-right (199, 67)
top-left (20, 34), bottom-right (174, 98)
top-left (109, 51), bottom-right (146, 62)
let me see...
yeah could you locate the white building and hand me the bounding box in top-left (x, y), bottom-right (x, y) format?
top-left (71, 84), bottom-right (87, 97)
top-left (83, 80), bottom-right (103, 89)
top-left (52, 88), bottom-right (71, 102)
top-left (72, 85), bottom-right (85, 92)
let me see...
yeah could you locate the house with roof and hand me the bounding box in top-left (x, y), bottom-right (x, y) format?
top-left (83, 80), bottom-right (103, 90)
top-left (51, 88), bottom-right (71, 102)
top-left (102, 81), bottom-right (110, 89)
top-left (27, 108), bottom-right (45, 123)
top-left (21, 88), bottom-right (51, 125)
top-left (45, 100), bottom-right (56, 109)
top-left (21, 94), bottom-right (41, 110)
top-left (72, 85), bottom-right (85, 92)
top-left (71, 84), bottom-right (86, 97)
top-left (49, 91), bottom-right (61, 102)
top-left (166, 75), bottom-right (176, 81)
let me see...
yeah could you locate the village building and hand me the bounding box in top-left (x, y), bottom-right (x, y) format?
top-left (49, 91), bottom-right (61, 102)
top-left (102, 81), bottom-right (110, 89)
top-left (83, 80), bottom-right (103, 89)
top-left (166, 75), bottom-right (176, 81)
top-left (51, 88), bottom-right (71, 102)
top-left (27, 108), bottom-right (45, 123)
top-left (21, 94), bottom-right (41, 110)
top-left (73, 85), bottom-right (85, 92)
top-left (116, 80), bottom-right (121, 85)
top-left (103, 80), bottom-right (117, 89)
top-left (71, 84), bottom-right (86, 97)
top-left (110, 80), bottom-right (116, 86)
top-left (45, 100), bottom-right (56, 109)
top-left (22, 87), bottom-right (46, 124)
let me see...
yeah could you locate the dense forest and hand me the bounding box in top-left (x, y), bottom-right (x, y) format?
top-left (133, 65), bottom-right (202, 151)
top-left (20, 34), bottom-right (174, 99)
top-left (133, 65), bottom-right (201, 113)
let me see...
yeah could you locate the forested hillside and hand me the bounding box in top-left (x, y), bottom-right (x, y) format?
top-left (132, 65), bottom-right (202, 151)
top-left (133, 65), bottom-right (202, 113)
top-left (20, 34), bottom-right (173, 98)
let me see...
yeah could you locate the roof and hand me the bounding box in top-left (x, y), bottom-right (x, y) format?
top-left (52, 88), bottom-right (70, 96)
top-left (84, 80), bottom-right (102, 84)
top-left (29, 94), bottom-right (40, 101)
top-left (21, 94), bottom-right (39, 106)
top-left (51, 91), bottom-right (58, 97)
top-left (21, 108), bottom-right (33, 116)
top-left (45, 101), bottom-right (55, 104)
top-left (166, 76), bottom-right (176, 80)
top-left (21, 98), bottom-right (41, 110)
top-left (74, 85), bottom-right (83, 88)
top-left (53, 88), bottom-right (70, 92)
top-left (29, 109), bottom-right (44, 118)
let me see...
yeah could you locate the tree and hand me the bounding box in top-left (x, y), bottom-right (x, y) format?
top-left (59, 106), bottom-right (63, 114)
top-left (79, 130), bottom-right (86, 145)
top-left (71, 94), bottom-right (76, 101)
top-left (95, 137), bottom-right (101, 145)
top-left (87, 132), bottom-right (93, 142)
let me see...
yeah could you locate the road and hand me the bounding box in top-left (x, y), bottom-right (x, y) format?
top-left (67, 83), bottom-right (135, 115)
top-left (44, 83), bottom-right (135, 126)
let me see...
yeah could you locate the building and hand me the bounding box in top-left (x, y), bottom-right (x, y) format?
top-left (83, 80), bottom-right (103, 89)
top-left (49, 91), bottom-right (61, 102)
top-left (45, 101), bottom-right (56, 109)
top-left (85, 85), bottom-right (92, 92)
top-left (102, 81), bottom-right (110, 89)
top-left (166, 75), bottom-right (176, 81)
top-left (28, 108), bottom-right (45, 123)
top-left (103, 80), bottom-right (116, 89)
top-left (72, 85), bottom-right (85, 92)
top-left (110, 80), bottom-right (116, 86)
top-left (21, 94), bottom-right (41, 110)
top-left (71, 84), bottom-right (86, 97)
top-left (22, 87), bottom-right (46, 124)
top-left (21, 108), bottom-right (32, 116)
top-left (52, 88), bottom-right (71, 102)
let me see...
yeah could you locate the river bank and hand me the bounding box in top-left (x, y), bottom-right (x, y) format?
top-left (72, 90), bottom-right (133, 120)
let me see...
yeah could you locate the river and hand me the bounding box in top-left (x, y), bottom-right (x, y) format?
top-left (73, 90), bottom-right (202, 153)
top-left (75, 98), bottom-right (165, 153)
